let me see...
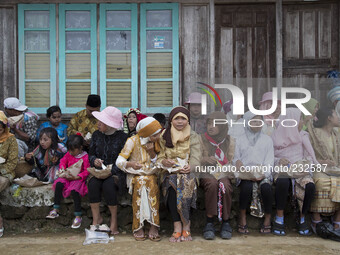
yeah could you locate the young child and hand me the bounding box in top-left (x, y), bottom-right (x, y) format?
top-left (25, 127), bottom-right (67, 183)
top-left (46, 134), bottom-right (90, 228)
top-left (36, 106), bottom-right (68, 145)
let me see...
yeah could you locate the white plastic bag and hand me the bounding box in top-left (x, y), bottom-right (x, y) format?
top-left (83, 229), bottom-right (113, 245)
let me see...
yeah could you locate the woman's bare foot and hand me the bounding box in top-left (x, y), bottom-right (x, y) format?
top-left (169, 221), bottom-right (182, 243)
top-left (133, 228), bottom-right (145, 240)
top-left (148, 225), bottom-right (160, 241)
top-left (181, 221), bottom-right (192, 242)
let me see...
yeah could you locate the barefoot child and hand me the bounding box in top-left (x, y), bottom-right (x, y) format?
top-left (25, 127), bottom-right (67, 183)
top-left (46, 134), bottom-right (90, 229)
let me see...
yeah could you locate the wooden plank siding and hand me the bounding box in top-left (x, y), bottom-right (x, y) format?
top-left (282, 2), bottom-right (339, 106)
top-left (181, 5), bottom-right (210, 104)
top-left (215, 4), bottom-right (276, 109)
top-left (0, 6), bottom-right (17, 111)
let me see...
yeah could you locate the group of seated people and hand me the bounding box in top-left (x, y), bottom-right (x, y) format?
top-left (0, 92), bottom-right (339, 244)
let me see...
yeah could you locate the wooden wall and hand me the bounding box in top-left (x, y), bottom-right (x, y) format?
top-left (0, 6), bottom-right (17, 111)
top-left (282, 2), bottom-right (339, 106)
top-left (180, 4), bottom-right (210, 103)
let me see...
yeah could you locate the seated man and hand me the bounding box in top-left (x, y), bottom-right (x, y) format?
top-left (67, 94), bottom-right (101, 149)
top-left (4, 97), bottom-right (39, 156)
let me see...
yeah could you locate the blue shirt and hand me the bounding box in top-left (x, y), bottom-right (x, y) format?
top-left (36, 121), bottom-right (68, 145)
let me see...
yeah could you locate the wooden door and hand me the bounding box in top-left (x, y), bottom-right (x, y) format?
top-left (283, 2), bottom-right (339, 105)
top-left (215, 4), bottom-right (276, 104)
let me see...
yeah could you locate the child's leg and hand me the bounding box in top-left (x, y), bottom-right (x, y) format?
top-left (238, 180), bottom-right (252, 233)
top-left (54, 182), bottom-right (65, 210)
top-left (71, 190), bottom-right (82, 216)
top-left (71, 190), bottom-right (82, 228)
top-left (260, 183), bottom-right (273, 233)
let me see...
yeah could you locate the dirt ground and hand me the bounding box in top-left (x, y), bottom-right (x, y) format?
top-left (0, 231), bottom-right (339, 255)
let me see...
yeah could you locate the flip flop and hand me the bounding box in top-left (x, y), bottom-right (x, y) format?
top-left (169, 232), bottom-right (181, 243)
top-left (260, 224), bottom-right (272, 234)
top-left (181, 230), bottom-right (192, 242)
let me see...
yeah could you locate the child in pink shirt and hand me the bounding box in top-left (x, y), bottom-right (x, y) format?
top-left (46, 134), bottom-right (90, 228)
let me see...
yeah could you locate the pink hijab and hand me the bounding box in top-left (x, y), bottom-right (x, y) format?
top-left (271, 108), bottom-right (318, 164)
top-left (259, 92), bottom-right (281, 124)
top-left (271, 108), bottom-right (302, 148)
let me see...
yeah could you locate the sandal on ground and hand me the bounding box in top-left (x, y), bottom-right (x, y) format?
top-left (203, 222), bottom-right (215, 240)
top-left (181, 230), bottom-right (192, 242)
top-left (46, 209), bottom-right (59, 219)
top-left (0, 227), bottom-right (3, 238)
top-left (94, 224), bottom-right (111, 233)
top-left (260, 224), bottom-right (272, 234)
top-left (272, 221), bottom-right (286, 236)
top-left (238, 224), bottom-right (249, 235)
top-left (297, 221), bottom-right (312, 236)
top-left (71, 217), bottom-right (82, 229)
top-left (133, 232), bottom-right (147, 241)
top-left (220, 221), bottom-right (232, 239)
top-left (169, 232), bottom-right (181, 243)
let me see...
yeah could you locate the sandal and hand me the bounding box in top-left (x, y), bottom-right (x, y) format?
top-left (297, 221), bottom-right (312, 236)
top-left (220, 221), bottom-right (232, 239)
top-left (181, 230), bottom-right (192, 242)
top-left (272, 221), bottom-right (286, 236)
top-left (203, 222), bottom-right (215, 240)
top-left (260, 224), bottom-right (272, 234)
top-left (238, 224), bottom-right (249, 235)
top-left (169, 232), bottom-right (181, 243)
top-left (94, 224), bottom-right (111, 233)
top-left (46, 209), bottom-right (59, 219)
top-left (133, 232), bottom-right (147, 241)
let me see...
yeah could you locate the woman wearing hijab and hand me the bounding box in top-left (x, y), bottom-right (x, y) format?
top-left (0, 111), bottom-right (18, 237)
top-left (301, 98), bottom-right (319, 132)
top-left (88, 107), bottom-right (128, 235)
top-left (258, 92), bottom-right (281, 136)
top-left (200, 112), bottom-right (235, 240)
top-left (124, 108), bottom-right (147, 137)
top-left (116, 117), bottom-right (162, 241)
top-left (233, 111), bottom-right (274, 234)
top-left (157, 106), bottom-right (200, 242)
top-left (309, 107), bottom-right (340, 241)
top-left (271, 108), bottom-right (317, 236)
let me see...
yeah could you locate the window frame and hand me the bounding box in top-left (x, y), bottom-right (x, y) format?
top-left (99, 3), bottom-right (138, 113)
top-left (140, 3), bottom-right (179, 113)
top-left (58, 4), bottom-right (97, 114)
top-left (18, 4), bottom-right (56, 113)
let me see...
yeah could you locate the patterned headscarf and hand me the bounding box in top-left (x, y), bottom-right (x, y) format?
top-left (163, 106), bottom-right (190, 148)
top-left (0, 111), bottom-right (14, 143)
